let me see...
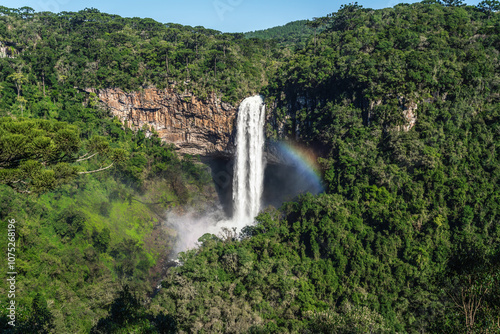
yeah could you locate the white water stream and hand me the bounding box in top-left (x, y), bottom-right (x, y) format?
top-left (169, 95), bottom-right (266, 253)
top-left (232, 95), bottom-right (266, 227)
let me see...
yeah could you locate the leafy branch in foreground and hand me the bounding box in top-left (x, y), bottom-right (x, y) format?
top-left (0, 117), bottom-right (128, 193)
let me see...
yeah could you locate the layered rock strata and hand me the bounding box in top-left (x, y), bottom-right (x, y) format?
top-left (87, 88), bottom-right (237, 156)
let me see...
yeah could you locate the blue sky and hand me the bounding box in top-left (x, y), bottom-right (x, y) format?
top-left (2, 0), bottom-right (482, 32)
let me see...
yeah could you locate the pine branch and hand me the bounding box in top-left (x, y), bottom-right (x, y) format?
top-left (76, 152), bottom-right (98, 162)
top-left (78, 163), bottom-right (114, 174)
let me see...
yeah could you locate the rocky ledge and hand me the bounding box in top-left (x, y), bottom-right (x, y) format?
top-left (86, 87), bottom-right (238, 157)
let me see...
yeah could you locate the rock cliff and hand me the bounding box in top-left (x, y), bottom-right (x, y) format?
top-left (87, 88), bottom-right (238, 157)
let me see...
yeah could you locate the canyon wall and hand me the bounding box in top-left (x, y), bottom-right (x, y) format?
top-left (89, 87), bottom-right (418, 162)
top-left (87, 87), bottom-right (238, 157)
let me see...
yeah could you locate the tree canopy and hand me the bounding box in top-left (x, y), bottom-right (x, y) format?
top-left (0, 1), bottom-right (499, 333)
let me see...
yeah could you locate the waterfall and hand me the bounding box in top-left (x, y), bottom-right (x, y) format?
top-left (168, 94), bottom-right (321, 255)
top-left (168, 95), bottom-right (266, 254)
top-left (232, 95), bottom-right (266, 227)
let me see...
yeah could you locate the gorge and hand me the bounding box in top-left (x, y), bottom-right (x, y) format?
top-left (167, 95), bottom-right (267, 253)
top-left (1, 3), bottom-right (499, 333)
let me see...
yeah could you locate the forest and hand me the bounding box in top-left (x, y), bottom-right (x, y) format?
top-left (244, 20), bottom-right (321, 50)
top-left (0, 1), bottom-right (499, 333)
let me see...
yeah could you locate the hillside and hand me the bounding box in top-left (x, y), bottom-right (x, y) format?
top-left (244, 20), bottom-right (320, 50)
top-left (0, 6), bottom-right (229, 333)
top-left (156, 2), bottom-right (500, 333)
top-left (0, 6), bottom-right (279, 106)
top-left (0, 1), bottom-right (499, 333)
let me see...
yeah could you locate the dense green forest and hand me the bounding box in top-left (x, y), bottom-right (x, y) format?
top-left (1, 1), bottom-right (500, 333)
top-left (158, 2), bottom-right (500, 333)
top-left (0, 114), bottom-right (215, 332)
top-left (0, 7), bottom-right (224, 331)
top-left (0, 5), bottom-right (278, 105)
top-left (244, 20), bottom-right (321, 50)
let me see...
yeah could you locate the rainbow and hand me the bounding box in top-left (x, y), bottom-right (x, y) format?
top-left (273, 141), bottom-right (324, 194)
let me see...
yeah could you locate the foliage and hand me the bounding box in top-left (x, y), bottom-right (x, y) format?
top-left (0, 2), bottom-right (499, 333)
top-left (0, 16), bottom-right (216, 328)
top-left (0, 117), bottom-right (129, 193)
top-left (0, 7), bottom-right (280, 105)
top-left (151, 2), bottom-right (500, 332)
top-left (91, 286), bottom-right (176, 333)
top-left (245, 20), bottom-right (322, 50)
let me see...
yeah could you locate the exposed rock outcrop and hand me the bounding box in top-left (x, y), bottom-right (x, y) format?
top-left (401, 99), bottom-right (417, 131)
top-left (87, 87), bottom-right (238, 157)
top-left (370, 96), bottom-right (417, 131)
top-left (0, 42), bottom-right (18, 58)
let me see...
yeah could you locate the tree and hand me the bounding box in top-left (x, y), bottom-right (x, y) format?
top-left (7, 72), bottom-right (28, 99)
top-left (446, 273), bottom-right (495, 333)
top-left (32, 46), bottom-right (55, 97)
top-left (78, 148), bottom-right (128, 175)
top-left (26, 293), bottom-right (55, 334)
top-left (306, 17), bottom-right (328, 53)
top-left (93, 227), bottom-right (111, 253)
top-left (441, 0), bottom-right (465, 6)
top-left (477, 0), bottom-right (500, 17)
top-left (158, 40), bottom-right (173, 78)
top-left (306, 301), bottom-right (390, 333)
top-left (0, 118), bottom-right (127, 193)
top-left (15, 96), bottom-right (27, 116)
top-left (443, 232), bottom-right (500, 333)
top-left (329, 2), bottom-right (365, 31)
top-left (18, 6), bottom-right (35, 20)
top-left (91, 286), bottom-right (177, 333)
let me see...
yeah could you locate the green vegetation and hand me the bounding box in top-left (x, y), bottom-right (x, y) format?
top-left (0, 1), bottom-right (499, 333)
top-left (0, 118), bottom-right (214, 332)
top-left (0, 117), bottom-right (128, 194)
top-left (245, 20), bottom-right (321, 50)
top-left (266, 2), bottom-right (500, 137)
top-left (0, 6), bottom-right (278, 106)
top-left (0, 11), bottom-right (217, 329)
top-left (155, 2), bottom-right (500, 333)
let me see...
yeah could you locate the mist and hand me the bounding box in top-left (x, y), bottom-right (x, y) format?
top-left (164, 205), bottom-right (233, 255)
top-left (164, 96), bottom-right (322, 257)
top-left (165, 153), bottom-right (324, 257)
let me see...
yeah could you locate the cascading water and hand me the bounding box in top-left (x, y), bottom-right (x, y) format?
top-left (167, 95), bottom-right (267, 254)
top-left (232, 95), bottom-right (266, 227)
top-left (167, 94), bottom-right (321, 255)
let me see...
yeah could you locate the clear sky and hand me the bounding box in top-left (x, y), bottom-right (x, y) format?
top-left (1, 0), bottom-right (482, 32)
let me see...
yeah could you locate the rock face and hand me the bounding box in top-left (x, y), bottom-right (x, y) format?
top-left (370, 97), bottom-right (418, 131)
top-left (0, 42), bottom-right (17, 58)
top-left (87, 87), bottom-right (238, 156)
top-left (401, 100), bottom-right (417, 131)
